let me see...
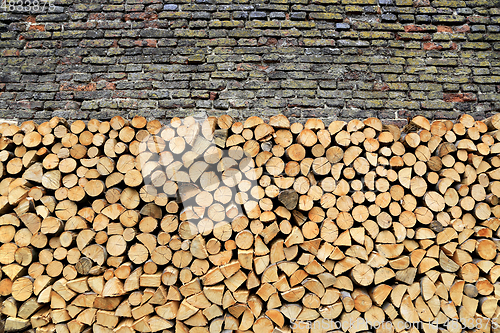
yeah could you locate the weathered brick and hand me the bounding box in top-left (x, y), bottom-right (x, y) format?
top-left (473, 76), bottom-right (500, 83)
top-left (227, 29), bottom-right (262, 38)
top-left (462, 42), bottom-right (492, 49)
top-left (433, 15), bottom-right (466, 24)
top-left (249, 12), bottom-right (267, 19)
top-left (344, 5), bottom-right (364, 12)
top-left (319, 81), bottom-right (337, 89)
top-left (337, 40), bottom-right (370, 47)
top-left (25, 83), bottom-right (59, 92)
top-left (74, 3), bottom-right (102, 11)
top-left (309, 12), bottom-right (343, 20)
top-left (342, 0), bottom-right (376, 4)
top-left (371, 65), bottom-right (404, 73)
top-left (473, 68), bottom-right (490, 75)
top-left (297, 55), bottom-right (334, 63)
top-left (436, 75), bottom-right (469, 83)
top-left (485, 34), bottom-right (500, 41)
top-left (426, 59), bottom-right (458, 66)
top-left (254, 99), bottom-right (288, 107)
top-left (302, 38), bottom-right (336, 46)
top-left (270, 12), bottom-right (287, 19)
top-left (406, 66), bottom-right (437, 74)
top-left (433, 0), bottom-right (465, 6)
top-left (386, 83), bottom-right (409, 90)
top-left (409, 83), bottom-right (443, 90)
top-left (394, 50), bottom-right (425, 57)
top-left (290, 12), bottom-right (306, 20)
top-left (359, 31), bottom-right (394, 39)
top-left (20, 64), bottom-right (57, 74)
top-left (0, 40), bottom-right (26, 48)
top-left (415, 15), bottom-right (431, 23)
top-left (36, 14), bottom-right (69, 21)
top-left (212, 71), bottom-right (248, 79)
top-left (397, 32), bottom-right (430, 40)
top-left (421, 100), bottom-right (454, 109)
top-left (386, 100), bottom-right (420, 109)
top-left (82, 57), bottom-right (117, 65)
top-left (281, 80), bottom-right (318, 89)
top-left (467, 0), bottom-right (492, 6)
top-left (318, 90), bottom-right (353, 98)
top-left (478, 93), bottom-right (500, 101)
top-left (336, 23), bottom-right (350, 30)
top-left (20, 31), bottom-right (52, 39)
top-left (174, 30), bottom-right (208, 38)
top-left (353, 91), bottom-right (389, 98)
top-left (281, 21), bottom-right (316, 28)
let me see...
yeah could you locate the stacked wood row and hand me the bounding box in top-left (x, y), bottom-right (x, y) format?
top-left (1, 113), bottom-right (500, 333)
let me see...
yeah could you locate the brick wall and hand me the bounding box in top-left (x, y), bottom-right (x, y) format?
top-left (0, 0), bottom-right (500, 126)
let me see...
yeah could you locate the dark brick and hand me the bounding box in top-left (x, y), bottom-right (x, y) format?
top-left (37, 14), bottom-right (69, 21)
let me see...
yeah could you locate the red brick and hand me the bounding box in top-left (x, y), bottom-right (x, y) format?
top-left (145, 39), bottom-right (157, 47)
top-left (437, 25), bottom-right (453, 33)
top-left (28, 25), bottom-right (45, 31)
top-left (105, 82), bottom-right (116, 90)
top-left (443, 93), bottom-right (477, 102)
top-left (404, 25), bottom-right (425, 32)
top-left (423, 42), bottom-right (443, 50)
top-left (236, 63), bottom-right (253, 71)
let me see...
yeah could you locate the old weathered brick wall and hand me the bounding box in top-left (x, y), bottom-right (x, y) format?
top-left (0, 0), bottom-right (499, 125)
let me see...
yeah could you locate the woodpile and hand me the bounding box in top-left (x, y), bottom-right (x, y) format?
top-left (0, 113), bottom-right (500, 333)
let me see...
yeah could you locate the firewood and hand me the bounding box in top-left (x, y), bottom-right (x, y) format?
top-left (1, 114), bottom-right (500, 332)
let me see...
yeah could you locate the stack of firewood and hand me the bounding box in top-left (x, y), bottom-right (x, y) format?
top-left (1, 113), bottom-right (500, 333)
